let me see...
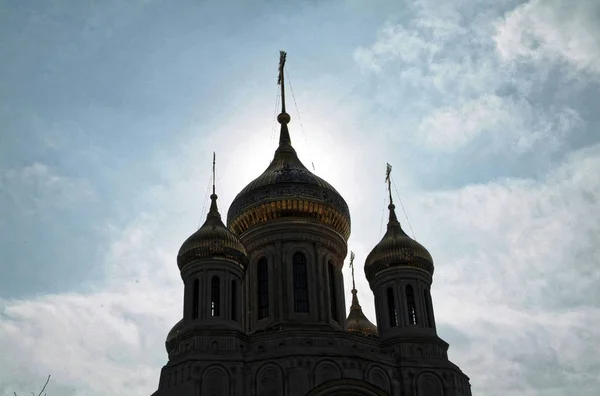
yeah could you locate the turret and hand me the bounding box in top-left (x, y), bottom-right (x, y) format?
top-left (166, 153), bottom-right (248, 354)
top-left (365, 164), bottom-right (437, 341)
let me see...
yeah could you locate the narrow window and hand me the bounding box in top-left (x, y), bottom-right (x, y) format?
top-left (231, 280), bottom-right (237, 322)
top-left (192, 278), bottom-right (199, 319)
top-left (422, 289), bottom-right (430, 327)
top-left (257, 258), bottom-right (269, 319)
top-left (293, 252), bottom-right (309, 313)
top-left (387, 287), bottom-right (398, 327)
top-left (406, 285), bottom-right (417, 325)
top-left (211, 276), bottom-right (220, 317)
top-left (424, 289), bottom-right (433, 328)
top-left (328, 261), bottom-right (338, 321)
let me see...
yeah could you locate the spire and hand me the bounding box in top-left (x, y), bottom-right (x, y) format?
top-left (276, 50), bottom-right (293, 149)
top-left (349, 251), bottom-right (361, 311)
top-left (350, 251), bottom-right (356, 291)
top-left (345, 251), bottom-right (378, 336)
top-left (212, 151), bottom-right (216, 196)
top-left (207, 151), bottom-right (220, 219)
top-left (384, 163), bottom-right (402, 230)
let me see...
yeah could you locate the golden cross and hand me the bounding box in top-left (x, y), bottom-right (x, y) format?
top-left (349, 251), bottom-right (356, 290)
top-left (277, 50), bottom-right (287, 113)
top-left (385, 163), bottom-right (393, 205)
top-left (212, 152), bottom-right (216, 195)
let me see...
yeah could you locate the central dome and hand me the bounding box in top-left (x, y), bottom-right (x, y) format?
top-left (227, 113), bottom-right (350, 239)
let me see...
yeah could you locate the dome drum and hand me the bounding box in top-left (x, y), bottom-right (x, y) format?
top-left (228, 194), bottom-right (350, 240)
top-left (177, 244), bottom-right (249, 270)
top-left (239, 219), bottom-right (348, 260)
top-left (364, 256), bottom-right (434, 281)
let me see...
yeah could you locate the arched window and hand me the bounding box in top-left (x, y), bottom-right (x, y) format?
top-left (418, 374), bottom-right (444, 396)
top-left (293, 252), bottom-right (309, 313)
top-left (424, 289), bottom-right (434, 328)
top-left (192, 278), bottom-right (199, 319)
top-left (211, 276), bottom-right (220, 317)
top-left (257, 258), bottom-right (269, 319)
top-left (231, 280), bottom-right (237, 322)
top-left (328, 261), bottom-right (338, 321)
top-left (406, 285), bottom-right (417, 325)
top-left (387, 287), bottom-right (398, 327)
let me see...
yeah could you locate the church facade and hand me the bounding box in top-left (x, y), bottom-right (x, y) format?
top-left (151, 53), bottom-right (472, 396)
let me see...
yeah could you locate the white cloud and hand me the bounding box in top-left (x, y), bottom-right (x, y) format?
top-left (495, 0), bottom-right (600, 77)
top-left (0, 163), bottom-right (97, 215)
top-left (0, 211), bottom-right (181, 395)
top-left (349, 4), bottom-right (600, 393)
top-left (418, 94), bottom-right (583, 151)
top-left (353, 0), bottom-right (591, 153)
top-left (399, 143), bottom-right (600, 394)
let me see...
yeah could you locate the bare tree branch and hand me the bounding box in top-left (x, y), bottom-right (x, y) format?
top-left (36, 375), bottom-right (51, 396)
top-left (13, 375), bottom-right (50, 396)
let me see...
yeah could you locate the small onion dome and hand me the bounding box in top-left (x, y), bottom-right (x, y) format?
top-left (165, 318), bottom-right (186, 354)
top-left (364, 204), bottom-right (434, 281)
top-left (177, 193), bottom-right (248, 270)
top-left (227, 113), bottom-right (350, 240)
top-left (345, 289), bottom-right (378, 337)
top-left (166, 319), bottom-right (183, 343)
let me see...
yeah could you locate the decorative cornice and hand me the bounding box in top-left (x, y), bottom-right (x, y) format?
top-left (166, 330), bottom-right (452, 363)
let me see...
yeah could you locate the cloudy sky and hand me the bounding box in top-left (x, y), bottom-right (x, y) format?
top-left (1, 0), bottom-right (599, 395)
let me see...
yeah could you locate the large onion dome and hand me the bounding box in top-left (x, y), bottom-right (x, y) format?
top-left (178, 193), bottom-right (248, 270)
top-left (226, 112), bottom-right (351, 240)
top-left (364, 203), bottom-right (434, 281)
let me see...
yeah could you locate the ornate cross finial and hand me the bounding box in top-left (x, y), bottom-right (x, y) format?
top-left (385, 163), bottom-right (393, 206)
top-left (212, 152), bottom-right (216, 195)
top-left (349, 251), bottom-right (356, 290)
top-left (207, 152), bottom-right (220, 219)
top-left (278, 50), bottom-right (287, 114)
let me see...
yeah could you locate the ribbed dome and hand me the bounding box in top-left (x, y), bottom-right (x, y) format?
top-left (364, 204), bottom-right (434, 281)
top-left (345, 289), bottom-right (378, 337)
top-left (178, 194), bottom-right (248, 270)
top-left (227, 113), bottom-right (351, 240)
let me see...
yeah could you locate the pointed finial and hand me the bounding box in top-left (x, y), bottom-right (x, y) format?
top-left (349, 251), bottom-right (356, 291)
top-left (278, 50), bottom-right (287, 115)
top-left (348, 251), bottom-right (361, 311)
top-left (276, 50), bottom-right (292, 146)
top-left (212, 151), bottom-right (216, 195)
top-left (385, 162), bottom-right (400, 225)
top-left (385, 163), bottom-right (393, 206)
top-left (208, 152), bottom-right (219, 218)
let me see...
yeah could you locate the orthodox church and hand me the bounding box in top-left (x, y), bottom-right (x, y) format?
top-left (150, 53), bottom-right (472, 396)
